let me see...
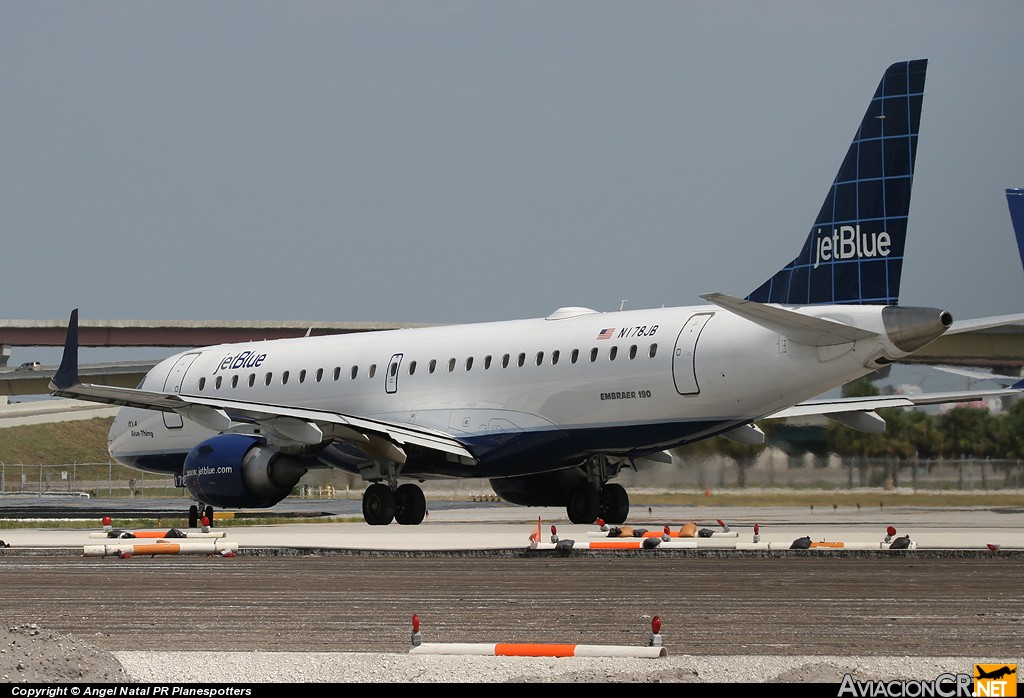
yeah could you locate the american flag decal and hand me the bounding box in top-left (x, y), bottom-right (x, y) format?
top-left (597, 328), bottom-right (614, 340)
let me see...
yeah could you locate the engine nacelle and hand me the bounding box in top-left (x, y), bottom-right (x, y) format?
top-left (182, 434), bottom-right (308, 508)
top-left (489, 469), bottom-right (588, 506)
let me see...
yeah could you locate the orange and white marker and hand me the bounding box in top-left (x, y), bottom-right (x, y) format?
top-left (83, 539), bottom-right (239, 558)
top-left (409, 616), bottom-right (667, 658)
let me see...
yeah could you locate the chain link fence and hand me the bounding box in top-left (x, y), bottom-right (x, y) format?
top-left (618, 452), bottom-right (1024, 493)
top-left (2, 453), bottom-right (1023, 500)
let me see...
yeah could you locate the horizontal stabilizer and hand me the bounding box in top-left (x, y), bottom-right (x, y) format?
top-left (929, 365), bottom-right (1022, 385)
top-left (701, 292), bottom-right (877, 346)
top-left (944, 313), bottom-right (1024, 335)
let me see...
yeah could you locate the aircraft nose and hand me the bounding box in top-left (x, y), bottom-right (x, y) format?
top-left (881, 306), bottom-right (953, 354)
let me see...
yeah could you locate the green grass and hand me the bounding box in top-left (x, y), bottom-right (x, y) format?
top-left (0, 515), bottom-right (365, 530)
top-left (0, 417), bottom-right (114, 464)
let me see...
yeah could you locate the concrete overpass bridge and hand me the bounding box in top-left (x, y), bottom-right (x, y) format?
top-left (0, 318), bottom-right (431, 396)
top-left (0, 317), bottom-right (1022, 397)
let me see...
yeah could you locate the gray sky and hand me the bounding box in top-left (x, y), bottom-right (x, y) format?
top-left (4, 2), bottom-right (1024, 369)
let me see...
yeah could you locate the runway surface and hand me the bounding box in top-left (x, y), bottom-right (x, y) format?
top-left (1, 496), bottom-right (1023, 665)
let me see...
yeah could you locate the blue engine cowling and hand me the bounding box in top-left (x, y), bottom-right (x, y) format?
top-left (181, 434), bottom-right (308, 508)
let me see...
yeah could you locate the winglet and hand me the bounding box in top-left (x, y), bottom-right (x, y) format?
top-left (50, 309), bottom-right (80, 391)
top-left (1007, 188), bottom-right (1024, 273)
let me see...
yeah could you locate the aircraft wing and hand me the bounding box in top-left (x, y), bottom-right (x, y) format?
top-left (768, 384), bottom-right (1024, 433)
top-left (52, 378), bottom-right (476, 463)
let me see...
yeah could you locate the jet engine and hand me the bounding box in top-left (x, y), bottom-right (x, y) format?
top-left (181, 434), bottom-right (308, 509)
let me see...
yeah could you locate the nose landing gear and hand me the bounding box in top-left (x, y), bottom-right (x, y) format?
top-left (188, 504), bottom-right (215, 529)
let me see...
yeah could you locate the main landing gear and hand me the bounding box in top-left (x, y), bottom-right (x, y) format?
top-left (566, 482), bottom-right (629, 525)
top-left (362, 482), bottom-right (427, 526)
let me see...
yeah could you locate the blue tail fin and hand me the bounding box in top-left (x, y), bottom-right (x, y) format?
top-left (747, 59), bottom-right (927, 306)
top-left (1007, 188), bottom-right (1024, 274)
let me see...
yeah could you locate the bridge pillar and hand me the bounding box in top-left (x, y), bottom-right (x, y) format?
top-left (0, 345), bottom-right (9, 368)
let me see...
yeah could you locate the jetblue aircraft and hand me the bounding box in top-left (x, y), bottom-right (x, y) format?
top-left (49, 59), bottom-right (1024, 527)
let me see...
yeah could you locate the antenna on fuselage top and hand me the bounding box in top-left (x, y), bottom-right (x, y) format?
top-left (619, 300), bottom-right (628, 311)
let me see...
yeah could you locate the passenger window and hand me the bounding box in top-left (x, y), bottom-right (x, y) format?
top-left (333, 367), bottom-right (341, 381)
top-left (350, 366), bottom-right (358, 380)
top-left (215, 376), bottom-right (222, 389)
top-left (265, 372), bottom-right (273, 386)
top-left (649, 343), bottom-right (658, 358)
top-left (249, 374), bottom-right (256, 387)
top-left (448, 358), bottom-right (456, 372)
top-left (390, 363), bottom-right (398, 377)
top-left (609, 347), bottom-right (617, 361)
top-left (571, 349), bottom-right (579, 364)
top-left (299, 370), bottom-right (306, 383)
top-left (551, 350), bottom-right (560, 365)
top-left (199, 377), bottom-right (206, 391)
top-left (517, 353), bottom-right (525, 367)
top-left (316, 368), bottom-right (323, 382)
top-left (629, 345), bottom-right (637, 360)
top-left (465, 357), bottom-right (473, 371)
top-left (589, 347), bottom-right (598, 362)
top-left (368, 364), bottom-right (377, 379)
top-left (535, 351), bottom-right (544, 366)
top-left (429, 359), bottom-right (437, 374)
top-left (231, 375), bottom-right (238, 388)
top-left (409, 360), bottom-right (417, 375)
top-left (282, 371), bottom-right (290, 384)
top-left (484, 355), bottom-right (492, 369)
top-left (501, 354), bottom-right (510, 368)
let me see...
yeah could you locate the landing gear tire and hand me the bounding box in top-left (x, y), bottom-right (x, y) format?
top-left (204, 505), bottom-right (215, 529)
top-left (567, 485), bottom-right (600, 524)
top-left (394, 484), bottom-right (427, 525)
top-left (362, 483), bottom-right (396, 525)
top-left (188, 505), bottom-right (199, 529)
top-left (600, 483), bottom-right (630, 524)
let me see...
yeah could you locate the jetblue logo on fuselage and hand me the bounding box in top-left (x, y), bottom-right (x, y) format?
top-left (812, 225), bottom-right (891, 269)
top-left (214, 350), bottom-right (268, 375)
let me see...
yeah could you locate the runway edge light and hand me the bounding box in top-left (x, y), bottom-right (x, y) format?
top-left (411, 614), bottom-right (422, 647)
